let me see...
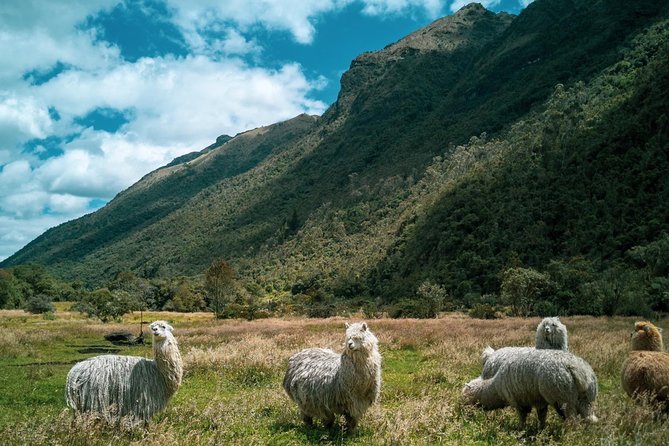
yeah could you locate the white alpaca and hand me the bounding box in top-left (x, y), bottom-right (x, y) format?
top-left (283, 322), bottom-right (382, 429)
top-left (535, 317), bottom-right (568, 351)
top-left (481, 316), bottom-right (569, 379)
top-left (65, 320), bottom-right (183, 425)
top-left (463, 348), bottom-right (598, 428)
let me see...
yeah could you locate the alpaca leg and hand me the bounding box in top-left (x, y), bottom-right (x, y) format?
top-left (536, 405), bottom-right (548, 429)
top-left (516, 406), bottom-right (531, 428)
top-left (323, 416), bottom-right (335, 429)
top-left (553, 403), bottom-right (566, 419)
top-left (301, 413), bottom-right (313, 426)
top-left (344, 414), bottom-right (357, 431)
top-left (577, 404), bottom-right (598, 423)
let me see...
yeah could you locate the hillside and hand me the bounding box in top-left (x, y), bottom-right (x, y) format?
top-left (3, 0), bottom-right (669, 315)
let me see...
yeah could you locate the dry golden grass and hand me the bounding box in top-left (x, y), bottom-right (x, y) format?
top-left (1, 311), bottom-right (668, 445)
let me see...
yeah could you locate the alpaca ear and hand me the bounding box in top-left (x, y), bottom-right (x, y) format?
top-left (165, 323), bottom-right (174, 332)
top-left (659, 327), bottom-right (664, 333)
top-left (361, 322), bottom-right (367, 331)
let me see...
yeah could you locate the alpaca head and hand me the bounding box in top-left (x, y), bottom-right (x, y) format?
top-left (631, 321), bottom-right (664, 352)
top-left (150, 320), bottom-right (174, 340)
top-left (537, 316), bottom-right (568, 350)
top-left (462, 377), bottom-right (483, 405)
top-left (344, 322), bottom-right (378, 353)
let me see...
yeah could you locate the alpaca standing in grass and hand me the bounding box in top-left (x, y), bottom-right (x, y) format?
top-left (622, 321), bottom-right (669, 410)
top-left (481, 317), bottom-right (569, 379)
top-left (535, 317), bottom-right (568, 351)
top-left (65, 320), bottom-right (183, 425)
top-left (463, 348), bottom-right (598, 428)
top-left (283, 322), bottom-right (381, 430)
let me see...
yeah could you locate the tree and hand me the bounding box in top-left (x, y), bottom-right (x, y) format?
top-left (0, 269), bottom-right (23, 309)
top-left (205, 259), bottom-right (235, 318)
top-left (416, 281), bottom-right (449, 317)
top-left (73, 288), bottom-right (139, 322)
top-left (166, 279), bottom-right (206, 312)
top-left (545, 257), bottom-right (595, 314)
top-left (12, 264), bottom-right (57, 298)
top-left (500, 267), bottom-right (554, 316)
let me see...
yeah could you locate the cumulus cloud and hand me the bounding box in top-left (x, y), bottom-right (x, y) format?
top-left (168, 0), bottom-right (449, 51)
top-left (0, 96), bottom-right (53, 146)
top-left (361, 0), bottom-right (444, 17)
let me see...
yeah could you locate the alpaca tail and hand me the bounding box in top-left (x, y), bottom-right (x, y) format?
top-left (481, 346), bottom-right (495, 368)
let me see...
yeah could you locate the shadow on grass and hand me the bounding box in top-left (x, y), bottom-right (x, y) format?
top-left (268, 417), bottom-right (365, 445)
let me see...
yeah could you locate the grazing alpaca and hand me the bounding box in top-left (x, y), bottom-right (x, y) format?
top-left (65, 320), bottom-right (183, 425)
top-left (622, 321), bottom-right (669, 410)
top-left (463, 348), bottom-right (598, 428)
top-left (283, 322), bottom-right (382, 429)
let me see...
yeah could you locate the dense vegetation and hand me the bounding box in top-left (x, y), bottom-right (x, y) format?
top-left (2, 0), bottom-right (669, 318)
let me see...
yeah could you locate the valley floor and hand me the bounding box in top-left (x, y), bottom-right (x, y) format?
top-left (1, 310), bottom-right (668, 445)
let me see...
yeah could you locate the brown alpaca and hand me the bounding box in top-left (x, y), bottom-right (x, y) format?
top-left (621, 321), bottom-right (669, 410)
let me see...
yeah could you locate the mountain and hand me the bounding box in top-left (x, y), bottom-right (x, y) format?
top-left (3, 0), bottom-right (669, 315)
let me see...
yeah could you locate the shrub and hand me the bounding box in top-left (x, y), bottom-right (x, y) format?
top-left (468, 303), bottom-right (499, 319)
top-left (23, 294), bottom-right (54, 314)
top-left (388, 299), bottom-right (436, 318)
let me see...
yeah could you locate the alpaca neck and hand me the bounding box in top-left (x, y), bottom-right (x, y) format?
top-left (341, 347), bottom-right (380, 389)
top-left (471, 379), bottom-right (507, 410)
top-left (153, 335), bottom-right (183, 396)
top-left (632, 337), bottom-right (663, 351)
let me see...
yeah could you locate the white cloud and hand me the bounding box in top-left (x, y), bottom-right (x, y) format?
top-left (216, 29), bottom-right (262, 56)
top-left (0, 160), bottom-right (33, 189)
top-left (0, 1), bottom-right (121, 88)
top-left (0, 95), bottom-right (53, 146)
top-left (167, 0), bottom-right (349, 47)
top-left (47, 194), bottom-right (91, 214)
top-left (361, 0), bottom-right (444, 17)
top-left (168, 0), bottom-right (450, 50)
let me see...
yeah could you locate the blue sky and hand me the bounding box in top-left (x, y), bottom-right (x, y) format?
top-left (0, 0), bottom-right (532, 261)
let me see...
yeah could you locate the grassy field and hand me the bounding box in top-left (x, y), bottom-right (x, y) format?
top-left (1, 309), bottom-right (668, 445)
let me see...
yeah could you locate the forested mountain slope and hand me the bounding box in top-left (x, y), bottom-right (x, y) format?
top-left (3, 0), bottom-right (668, 315)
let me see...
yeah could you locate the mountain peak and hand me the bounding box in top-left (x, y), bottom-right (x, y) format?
top-left (455, 2), bottom-right (488, 13)
top-left (371, 3), bottom-right (511, 56)
top-left (330, 5), bottom-right (513, 117)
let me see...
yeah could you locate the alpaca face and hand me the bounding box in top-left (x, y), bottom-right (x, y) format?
top-left (542, 318), bottom-right (561, 337)
top-left (462, 378), bottom-right (482, 405)
top-left (150, 320), bottom-right (174, 339)
top-left (345, 322), bottom-right (377, 352)
top-left (536, 316), bottom-right (568, 350)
